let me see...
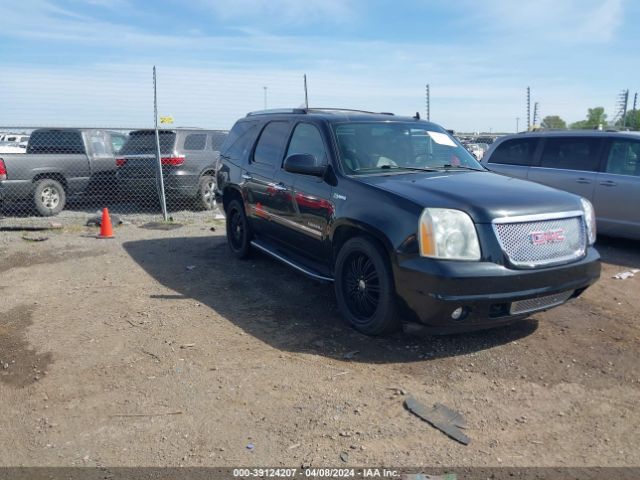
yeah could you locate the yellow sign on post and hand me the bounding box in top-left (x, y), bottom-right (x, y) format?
top-left (160, 116), bottom-right (174, 124)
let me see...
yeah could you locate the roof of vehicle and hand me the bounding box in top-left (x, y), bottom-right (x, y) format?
top-left (244, 108), bottom-right (439, 125)
top-left (499, 130), bottom-right (640, 140)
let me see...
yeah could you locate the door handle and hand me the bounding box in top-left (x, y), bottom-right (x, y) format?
top-left (576, 178), bottom-right (591, 184)
top-left (270, 183), bottom-right (288, 192)
top-left (241, 173), bottom-right (252, 181)
top-left (599, 180), bottom-right (617, 187)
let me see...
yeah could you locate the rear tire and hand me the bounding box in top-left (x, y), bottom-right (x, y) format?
top-left (334, 236), bottom-right (400, 336)
top-left (33, 178), bottom-right (66, 216)
top-left (226, 199), bottom-right (252, 259)
top-left (195, 175), bottom-right (217, 211)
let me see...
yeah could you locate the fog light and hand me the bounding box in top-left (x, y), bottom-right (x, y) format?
top-left (451, 307), bottom-right (464, 320)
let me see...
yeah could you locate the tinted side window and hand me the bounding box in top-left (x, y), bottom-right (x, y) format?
top-left (286, 123), bottom-right (328, 166)
top-left (253, 121), bottom-right (290, 168)
top-left (184, 133), bottom-right (207, 150)
top-left (605, 139), bottom-right (640, 177)
top-left (220, 122), bottom-right (257, 161)
top-left (27, 130), bottom-right (85, 154)
top-left (540, 137), bottom-right (601, 172)
top-left (489, 138), bottom-right (538, 166)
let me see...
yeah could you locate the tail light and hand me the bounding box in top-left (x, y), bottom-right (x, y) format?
top-left (0, 159), bottom-right (7, 180)
top-left (161, 156), bottom-right (185, 166)
top-left (115, 157), bottom-right (126, 167)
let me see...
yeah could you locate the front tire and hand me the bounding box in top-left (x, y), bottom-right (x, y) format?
top-left (33, 178), bottom-right (66, 216)
top-left (226, 199), bottom-right (252, 259)
top-left (334, 236), bottom-right (400, 336)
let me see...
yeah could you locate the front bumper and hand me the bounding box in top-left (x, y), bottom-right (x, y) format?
top-left (394, 247), bottom-right (600, 333)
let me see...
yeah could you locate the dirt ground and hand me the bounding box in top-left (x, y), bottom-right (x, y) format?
top-left (0, 219), bottom-right (639, 468)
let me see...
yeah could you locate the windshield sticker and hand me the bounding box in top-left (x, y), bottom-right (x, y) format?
top-left (427, 131), bottom-right (457, 147)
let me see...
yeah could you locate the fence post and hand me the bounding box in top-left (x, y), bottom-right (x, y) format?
top-left (153, 66), bottom-right (169, 221)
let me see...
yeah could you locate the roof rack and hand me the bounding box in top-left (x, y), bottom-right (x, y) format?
top-left (245, 108), bottom-right (396, 117)
top-left (246, 108), bottom-right (306, 117)
top-left (306, 108), bottom-right (395, 116)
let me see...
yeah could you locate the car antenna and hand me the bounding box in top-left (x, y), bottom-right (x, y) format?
top-left (413, 111), bottom-right (421, 120)
top-left (304, 74), bottom-right (309, 109)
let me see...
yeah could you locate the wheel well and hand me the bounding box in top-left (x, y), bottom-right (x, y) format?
top-left (33, 173), bottom-right (67, 190)
top-left (332, 225), bottom-right (391, 265)
top-left (222, 187), bottom-right (243, 213)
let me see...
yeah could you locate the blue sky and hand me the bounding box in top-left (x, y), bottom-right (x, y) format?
top-left (0, 0), bottom-right (638, 132)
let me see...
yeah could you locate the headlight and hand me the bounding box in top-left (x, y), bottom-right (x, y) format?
top-left (419, 208), bottom-right (481, 260)
top-left (580, 197), bottom-right (596, 245)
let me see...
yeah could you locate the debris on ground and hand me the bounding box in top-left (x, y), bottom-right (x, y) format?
top-left (86, 214), bottom-right (123, 227)
top-left (339, 451), bottom-right (349, 462)
top-left (180, 343), bottom-right (195, 349)
top-left (21, 235), bottom-right (49, 242)
top-left (613, 269), bottom-right (639, 280)
top-left (186, 265), bottom-right (196, 271)
top-left (0, 223), bottom-right (62, 231)
top-left (246, 443), bottom-right (255, 451)
top-left (404, 396), bottom-right (470, 445)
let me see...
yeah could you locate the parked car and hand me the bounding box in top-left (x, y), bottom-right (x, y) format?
top-left (0, 134), bottom-right (30, 144)
top-left (218, 108), bottom-right (600, 336)
top-left (0, 128), bottom-right (127, 215)
top-left (116, 129), bottom-right (227, 211)
top-left (482, 131), bottom-right (640, 240)
top-left (464, 143), bottom-right (485, 160)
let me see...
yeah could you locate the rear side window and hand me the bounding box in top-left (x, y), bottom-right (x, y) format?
top-left (286, 123), bottom-right (328, 165)
top-left (184, 133), bottom-right (207, 150)
top-left (27, 130), bottom-right (85, 154)
top-left (253, 121), bottom-right (290, 168)
top-left (488, 138), bottom-right (538, 166)
top-left (220, 122), bottom-right (257, 161)
top-left (210, 131), bottom-right (227, 151)
top-left (120, 131), bottom-right (176, 155)
top-left (605, 139), bottom-right (640, 177)
top-left (540, 137), bottom-right (601, 172)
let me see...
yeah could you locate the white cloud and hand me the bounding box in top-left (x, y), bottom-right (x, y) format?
top-left (469, 0), bottom-right (624, 45)
top-left (196, 0), bottom-right (356, 26)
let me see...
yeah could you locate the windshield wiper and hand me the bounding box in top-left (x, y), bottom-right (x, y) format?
top-left (439, 164), bottom-right (486, 172)
top-left (379, 165), bottom-right (439, 172)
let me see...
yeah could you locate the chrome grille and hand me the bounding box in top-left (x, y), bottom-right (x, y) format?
top-left (493, 212), bottom-right (586, 268)
top-left (510, 290), bottom-right (574, 315)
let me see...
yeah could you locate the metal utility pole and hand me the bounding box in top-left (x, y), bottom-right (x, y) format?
top-left (634, 92), bottom-right (638, 129)
top-left (516, 117), bottom-right (520, 133)
top-left (263, 86), bottom-right (268, 110)
top-left (153, 66), bottom-right (168, 222)
top-left (622, 89), bottom-right (629, 127)
top-left (425, 84), bottom-right (430, 121)
top-left (527, 87), bottom-right (531, 130)
top-left (304, 74), bottom-right (309, 109)
top-left (532, 102), bottom-right (539, 127)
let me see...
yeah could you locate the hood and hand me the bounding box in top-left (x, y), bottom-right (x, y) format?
top-left (358, 170), bottom-right (584, 223)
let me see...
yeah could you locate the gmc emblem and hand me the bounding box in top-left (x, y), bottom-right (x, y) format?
top-left (530, 229), bottom-right (566, 245)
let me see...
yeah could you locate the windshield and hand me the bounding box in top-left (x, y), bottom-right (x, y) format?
top-left (333, 122), bottom-right (483, 174)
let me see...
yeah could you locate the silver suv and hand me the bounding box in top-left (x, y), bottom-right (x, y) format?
top-left (483, 131), bottom-right (640, 240)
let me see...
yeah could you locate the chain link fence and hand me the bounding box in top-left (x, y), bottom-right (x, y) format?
top-left (0, 125), bottom-right (228, 223)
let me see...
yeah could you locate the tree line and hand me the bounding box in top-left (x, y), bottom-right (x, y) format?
top-left (539, 107), bottom-right (640, 131)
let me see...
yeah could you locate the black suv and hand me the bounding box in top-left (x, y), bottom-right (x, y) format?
top-left (218, 109), bottom-right (600, 336)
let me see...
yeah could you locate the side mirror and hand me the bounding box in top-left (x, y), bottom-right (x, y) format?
top-left (284, 153), bottom-right (327, 177)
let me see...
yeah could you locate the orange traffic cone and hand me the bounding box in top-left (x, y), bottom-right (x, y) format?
top-left (98, 208), bottom-right (114, 238)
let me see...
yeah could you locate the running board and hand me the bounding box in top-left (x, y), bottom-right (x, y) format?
top-left (250, 240), bottom-right (334, 283)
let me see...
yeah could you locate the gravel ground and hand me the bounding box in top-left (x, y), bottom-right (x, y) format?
top-left (0, 218), bottom-right (638, 468)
